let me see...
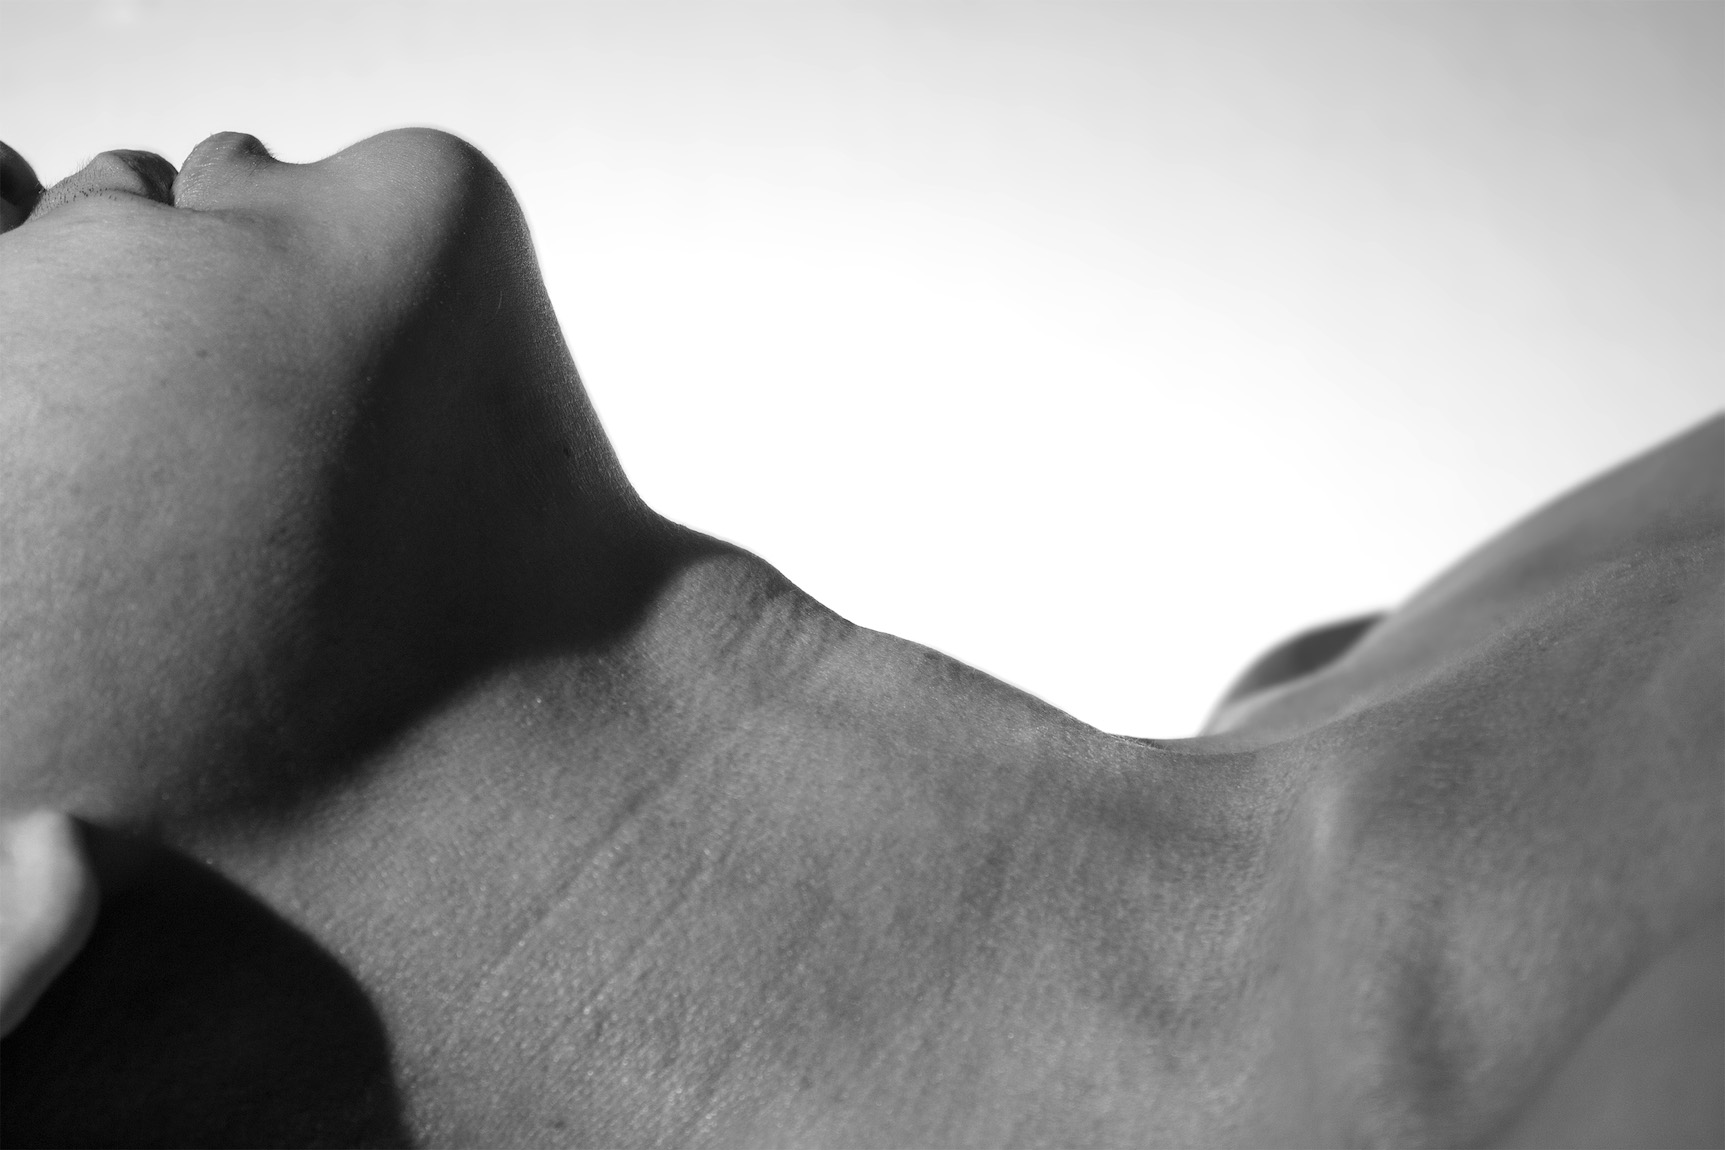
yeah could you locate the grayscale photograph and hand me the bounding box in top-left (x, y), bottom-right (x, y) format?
top-left (0, 2), bottom-right (1720, 1146)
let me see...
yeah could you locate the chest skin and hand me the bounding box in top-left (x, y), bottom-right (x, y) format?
top-left (4, 420), bottom-right (1719, 1149)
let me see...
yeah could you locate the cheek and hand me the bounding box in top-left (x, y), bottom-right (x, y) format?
top-left (0, 212), bottom-right (366, 821)
top-left (0, 136), bottom-right (586, 829)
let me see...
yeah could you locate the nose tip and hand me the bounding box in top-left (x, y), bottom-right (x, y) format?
top-left (1, 142), bottom-right (44, 208)
top-left (0, 141), bottom-right (45, 231)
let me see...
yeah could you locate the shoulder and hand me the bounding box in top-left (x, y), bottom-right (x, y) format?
top-left (1208, 416), bottom-right (1722, 742)
top-left (1281, 417), bottom-right (1723, 1143)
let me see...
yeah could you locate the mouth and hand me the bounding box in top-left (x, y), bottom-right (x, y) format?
top-left (15, 148), bottom-right (178, 226)
top-left (173, 132), bottom-right (274, 205)
top-left (2, 132), bottom-right (276, 232)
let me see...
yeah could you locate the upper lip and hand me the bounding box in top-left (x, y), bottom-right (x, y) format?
top-left (92, 150), bottom-right (179, 203)
top-left (19, 149), bottom-right (179, 225)
top-left (2, 133), bottom-right (274, 232)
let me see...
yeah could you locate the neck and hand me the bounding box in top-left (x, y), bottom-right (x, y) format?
top-left (185, 541), bottom-right (1319, 1144)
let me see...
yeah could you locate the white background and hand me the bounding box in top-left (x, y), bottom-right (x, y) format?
top-left (3, 1), bottom-right (1719, 735)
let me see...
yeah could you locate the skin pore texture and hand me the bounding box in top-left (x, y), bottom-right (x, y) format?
top-left (0, 130), bottom-right (1719, 1148)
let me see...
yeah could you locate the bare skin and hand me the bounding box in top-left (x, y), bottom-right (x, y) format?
top-left (0, 130), bottom-right (1718, 1148)
top-left (0, 812), bottom-right (96, 1036)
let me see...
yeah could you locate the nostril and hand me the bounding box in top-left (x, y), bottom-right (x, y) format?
top-left (1, 142), bottom-right (43, 204)
top-left (1, 142), bottom-right (45, 229)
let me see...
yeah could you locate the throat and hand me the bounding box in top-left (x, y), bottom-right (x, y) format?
top-left (186, 553), bottom-right (1321, 1145)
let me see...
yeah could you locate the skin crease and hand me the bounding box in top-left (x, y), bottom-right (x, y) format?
top-left (0, 129), bottom-right (1719, 1147)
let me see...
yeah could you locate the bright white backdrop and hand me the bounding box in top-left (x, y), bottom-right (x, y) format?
top-left (3, 1), bottom-right (1719, 735)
